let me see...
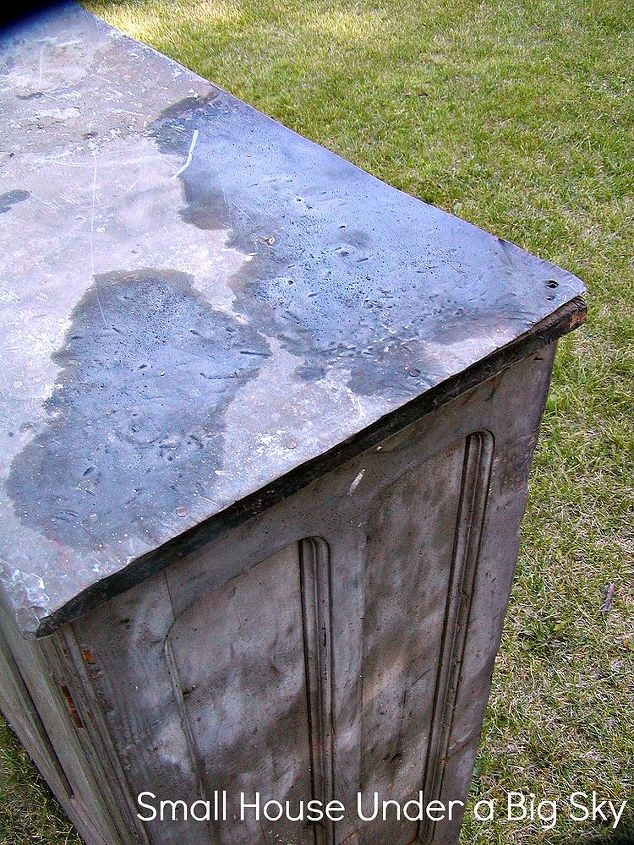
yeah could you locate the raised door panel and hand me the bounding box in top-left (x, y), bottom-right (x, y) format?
top-left (164, 433), bottom-right (492, 845)
top-left (354, 432), bottom-right (492, 845)
top-left (166, 541), bottom-right (331, 845)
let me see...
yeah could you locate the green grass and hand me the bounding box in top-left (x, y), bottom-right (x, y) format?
top-left (0, 718), bottom-right (80, 844)
top-left (2, 0), bottom-right (632, 842)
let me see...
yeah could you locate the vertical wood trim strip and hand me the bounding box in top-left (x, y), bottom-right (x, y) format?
top-left (300, 537), bottom-right (335, 845)
top-left (324, 523), bottom-right (366, 845)
top-left (418, 431), bottom-right (494, 845)
top-left (164, 639), bottom-right (217, 838)
top-left (55, 627), bottom-right (150, 845)
top-left (0, 623), bottom-right (74, 799)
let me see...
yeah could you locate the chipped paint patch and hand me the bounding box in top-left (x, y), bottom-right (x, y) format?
top-left (0, 190), bottom-right (30, 213)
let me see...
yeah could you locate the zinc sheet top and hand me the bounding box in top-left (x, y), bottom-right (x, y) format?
top-left (0, 3), bottom-right (585, 635)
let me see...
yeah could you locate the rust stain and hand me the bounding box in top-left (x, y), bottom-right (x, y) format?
top-left (60, 683), bottom-right (84, 729)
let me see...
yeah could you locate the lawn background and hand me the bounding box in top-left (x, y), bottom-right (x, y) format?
top-left (1, 0), bottom-right (632, 843)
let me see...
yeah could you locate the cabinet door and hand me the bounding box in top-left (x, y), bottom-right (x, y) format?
top-left (355, 433), bottom-right (492, 845)
top-left (165, 433), bottom-right (493, 845)
top-left (167, 540), bottom-right (332, 845)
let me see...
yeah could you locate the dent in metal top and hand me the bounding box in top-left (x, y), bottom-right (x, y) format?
top-left (0, 3), bottom-right (586, 635)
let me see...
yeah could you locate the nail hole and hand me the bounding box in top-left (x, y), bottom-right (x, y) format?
top-left (546, 280), bottom-right (559, 289)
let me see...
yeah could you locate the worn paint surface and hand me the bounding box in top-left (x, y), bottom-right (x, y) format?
top-left (0, 3), bottom-right (585, 635)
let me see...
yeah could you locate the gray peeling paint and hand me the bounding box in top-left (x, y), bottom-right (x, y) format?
top-left (0, 3), bottom-right (586, 635)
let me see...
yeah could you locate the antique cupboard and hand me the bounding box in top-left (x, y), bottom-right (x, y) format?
top-left (0, 5), bottom-right (585, 844)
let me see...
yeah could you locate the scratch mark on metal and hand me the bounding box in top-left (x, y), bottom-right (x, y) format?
top-left (347, 469), bottom-right (365, 496)
top-left (89, 150), bottom-right (107, 328)
top-left (37, 44), bottom-right (45, 87)
top-left (173, 128), bottom-right (199, 179)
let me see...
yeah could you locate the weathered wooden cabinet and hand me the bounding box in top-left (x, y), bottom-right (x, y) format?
top-left (0, 5), bottom-right (585, 845)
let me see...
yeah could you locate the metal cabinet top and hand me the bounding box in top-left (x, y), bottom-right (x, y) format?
top-left (0, 3), bottom-right (585, 636)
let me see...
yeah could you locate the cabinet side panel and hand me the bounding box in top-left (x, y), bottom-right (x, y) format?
top-left (0, 607), bottom-right (122, 845)
top-left (0, 618), bottom-right (73, 798)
